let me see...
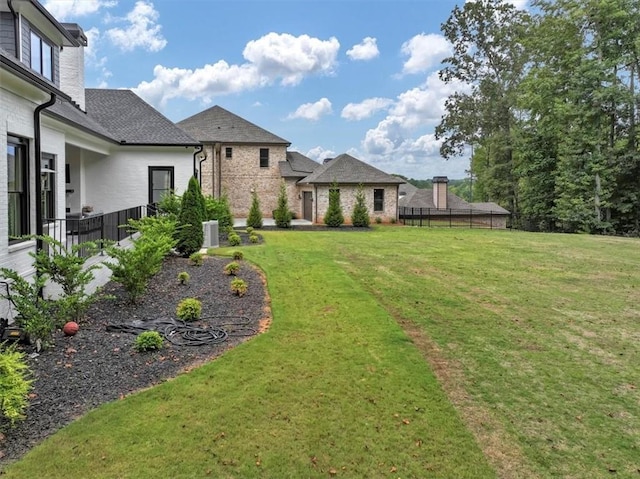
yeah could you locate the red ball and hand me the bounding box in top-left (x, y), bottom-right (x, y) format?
top-left (63, 321), bottom-right (79, 336)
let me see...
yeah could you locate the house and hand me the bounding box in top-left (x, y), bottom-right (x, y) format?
top-left (1, 0), bottom-right (199, 278)
top-left (399, 177), bottom-right (511, 228)
top-left (178, 106), bottom-right (404, 223)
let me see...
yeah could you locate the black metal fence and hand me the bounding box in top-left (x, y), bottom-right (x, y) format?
top-left (43, 204), bottom-right (158, 256)
top-left (399, 207), bottom-right (508, 229)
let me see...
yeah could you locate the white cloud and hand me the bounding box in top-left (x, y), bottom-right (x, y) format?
top-left (43, 0), bottom-right (116, 20)
top-left (287, 98), bottom-right (333, 121)
top-left (341, 97), bottom-right (393, 121)
top-left (306, 146), bottom-right (337, 162)
top-left (106, 1), bottom-right (167, 52)
top-left (83, 27), bottom-right (112, 87)
top-left (401, 33), bottom-right (452, 75)
top-left (346, 37), bottom-right (379, 61)
top-left (243, 33), bottom-right (340, 86)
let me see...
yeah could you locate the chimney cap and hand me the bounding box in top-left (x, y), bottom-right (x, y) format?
top-left (432, 176), bottom-right (449, 183)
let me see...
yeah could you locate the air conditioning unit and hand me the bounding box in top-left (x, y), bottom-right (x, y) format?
top-left (203, 220), bottom-right (219, 248)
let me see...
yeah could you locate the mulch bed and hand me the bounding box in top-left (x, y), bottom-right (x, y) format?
top-left (0, 252), bottom-right (270, 468)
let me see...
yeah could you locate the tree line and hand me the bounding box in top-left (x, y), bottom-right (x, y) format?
top-left (436, 0), bottom-right (640, 235)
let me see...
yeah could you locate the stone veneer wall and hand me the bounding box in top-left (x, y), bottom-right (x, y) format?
top-left (314, 184), bottom-right (399, 224)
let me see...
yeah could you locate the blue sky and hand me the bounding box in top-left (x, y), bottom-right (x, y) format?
top-left (44, 0), bottom-right (527, 180)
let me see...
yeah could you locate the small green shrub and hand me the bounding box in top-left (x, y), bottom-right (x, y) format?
top-left (0, 344), bottom-right (33, 426)
top-left (390, 217), bottom-right (397, 224)
top-left (375, 216), bottom-right (382, 224)
top-left (230, 278), bottom-right (248, 297)
top-left (157, 191), bottom-right (182, 216)
top-left (177, 271), bottom-right (190, 285)
top-left (232, 251), bottom-right (244, 261)
top-left (224, 261), bottom-right (240, 276)
top-left (204, 193), bottom-right (234, 229)
top-left (134, 331), bottom-right (164, 352)
top-left (189, 252), bottom-right (204, 266)
top-left (228, 233), bottom-right (241, 246)
top-left (246, 226), bottom-right (254, 234)
top-left (176, 298), bottom-right (202, 321)
top-left (249, 233), bottom-right (259, 244)
top-left (247, 190), bottom-right (263, 229)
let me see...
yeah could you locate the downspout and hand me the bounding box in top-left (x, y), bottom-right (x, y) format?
top-left (34, 93), bottom-right (57, 252)
top-left (216, 143), bottom-right (222, 198)
top-left (8, 0), bottom-right (19, 58)
top-left (314, 185), bottom-right (318, 224)
top-left (192, 145), bottom-right (203, 183)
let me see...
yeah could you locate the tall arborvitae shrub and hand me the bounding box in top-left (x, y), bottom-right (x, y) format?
top-left (324, 181), bottom-right (344, 227)
top-left (177, 176), bottom-right (205, 256)
top-left (247, 190), bottom-right (263, 229)
top-left (351, 184), bottom-right (370, 227)
top-left (274, 181), bottom-right (292, 228)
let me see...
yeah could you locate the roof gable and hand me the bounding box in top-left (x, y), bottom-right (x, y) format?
top-left (279, 151), bottom-right (320, 177)
top-left (300, 153), bottom-right (404, 185)
top-left (177, 105), bottom-right (290, 145)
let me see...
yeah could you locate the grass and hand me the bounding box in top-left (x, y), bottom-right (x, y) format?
top-left (4, 227), bottom-right (639, 478)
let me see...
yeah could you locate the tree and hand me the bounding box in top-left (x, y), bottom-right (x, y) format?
top-left (273, 181), bottom-right (292, 228)
top-left (324, 182), bottom-right (344, 227)
top-left (351, 184), bottom-right (370, 227)
top-left (177, 176), bottom-right (204, 256)
top-left (247, 190), bottom-right (263, 229)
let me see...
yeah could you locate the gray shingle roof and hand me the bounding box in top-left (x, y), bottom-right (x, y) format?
top-left (85, 89), bottom-right (199, 145)
top-left (177, 105), bottom-right (290, 145)
top-left (399, 188), bottom-right (510, 214)
top-left (46, 98), bottom-right (115, 141)
top-left (470, 202), bottom-right (510, 214)
top-left (299, 153), bottom-right (404, 185)
top-left (279, 151), bottom-right (320, 177)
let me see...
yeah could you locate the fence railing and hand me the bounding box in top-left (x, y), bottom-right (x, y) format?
top-left (399, 207), bottom-right (508, 229)
top-left (43, 204), bottom-right (159, 256)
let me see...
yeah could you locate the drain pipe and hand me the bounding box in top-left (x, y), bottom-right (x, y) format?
top-left (34, 93), bottom-right (57, 252)
top-left (8, 0), bottom-right (19, 58)
top-left (192, 145), bottom-right (202, 179)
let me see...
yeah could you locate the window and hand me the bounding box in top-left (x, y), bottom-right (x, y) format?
top-left (374, 188), bottom-right (384, 212)
top-left (30, 31), bottom-right (53, 80)
top-left (225, 147), bottom-right (233, 158)
top-left (148, 167), bottom-right (174, 204)
top-left (41, 154), bottom-right (56, 222)
top-left (259, 148), bottom-right (269, 168)
top-left (7, 137), bottom-right (29, 242)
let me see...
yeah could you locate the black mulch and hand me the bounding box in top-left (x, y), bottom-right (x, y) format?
top-left (0, 253), bottom-right (269, 468)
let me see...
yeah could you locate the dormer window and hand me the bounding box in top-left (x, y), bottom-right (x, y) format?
top-left (30, 31), bottom-right (53, 81)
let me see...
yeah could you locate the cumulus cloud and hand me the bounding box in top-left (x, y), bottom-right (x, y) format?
top-left (341, 97), bottom-right (393, 121)
top-left (401, 33), bottom-right (452, 75)
top-left (287, 98), bottom-right (333, 121)
top-left (43, 0), bottom-right (116, 20)
top-left (306, 146), bottom-right (337, 162)
top-left (83, 27), bottom-right (112, 87)
top-left (106, 1), bottom-right (167, 52)
top-left (346, 37), bottom-right (379, 61)
top-left (243, 33), bottom-right (339, 86)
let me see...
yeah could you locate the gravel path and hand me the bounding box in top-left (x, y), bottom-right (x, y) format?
top-left (0, 254), bottom-right (269, 468)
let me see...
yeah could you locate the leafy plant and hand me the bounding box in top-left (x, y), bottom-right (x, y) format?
top-left (189, 252), bottom-right (204, 266)
top-left (177, 271), bottom-right (190, 285)
top-left (230, 278), bottom-right (248, 297)
top-left (0, 343), bottom-right (33, 426)
top-left (324, 181), bottom-right (344, 227)
top-left (228, 233), bottom-right (241, 246)
top-left (224, 262), bottom-right (240, 276)
top-left (176, 298), bottom-right (202, 321)
top-left (274, 181), bottom-right (292, 228)
top-left (351, 184), bottom-right (370, 227)
top-left (134, 331), bottom-right (164, 352)
top-left (247, 190), bottom-right (263, 229)
top-left (157, 191), bottom-right (182, 216)
top-left (177, 176), bottom-right (205, 257)
top-left (246, 226), bottom-right (254, 234)
top-left (204, 194), bottom-right (234, 229)
top-left (249, 233), bottom-right (259, 244)
top-left (232, 251), bottom-right (244, 261)
top-left (375, 216), bottom-right (382, 224)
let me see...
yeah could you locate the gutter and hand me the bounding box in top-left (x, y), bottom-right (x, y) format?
top-left (192, 145), bottom-right (204, 185)
top-left (34, 93), bottom-right (57, 253)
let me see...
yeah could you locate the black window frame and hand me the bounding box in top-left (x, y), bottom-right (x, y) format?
top-left (225, 147), bottom-right (233, 158)
top-left (374, 188), bottom-right (384, 212)
top-left (30, 30), bottom-right (53, 81)
top-left (148, 166), bottom-right (175, 204)
top-left (259, 148), bottom-right (269, 168)
top-left (41, 153), bottom-right (56, 222)
top-left (7, 136), bottom-right (30, 243)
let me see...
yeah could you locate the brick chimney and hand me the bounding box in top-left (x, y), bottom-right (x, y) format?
top-left (433, 176), bottom-right (448, 210)
top-left (59, 23), bottom-right (87, 110)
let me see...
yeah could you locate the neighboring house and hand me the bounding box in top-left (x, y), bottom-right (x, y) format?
top-left (1, 0), bottom-right (199, 278)
top-left (177, 105), bottom-right (291, 218)
top-left (399, 177), bottom-right (511, 228)
top-left (298, 154), bottom-right (404, 224)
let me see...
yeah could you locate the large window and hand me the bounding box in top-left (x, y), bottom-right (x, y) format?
top-left (374, 188), bottom-right (384, 212)
top-left (41, 154), bottom-right (56, 222)
top-left (259, 148), bottom-right (269, 168)
top-left (30, 31), bottom-right (53, 81)
top-left (148, 167), bottom-right (174, 204)
top-left (7, 137), bottom-right (29, 242)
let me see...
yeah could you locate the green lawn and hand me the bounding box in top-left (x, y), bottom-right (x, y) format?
top-left (4, 228), bottom-right (639, 478)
